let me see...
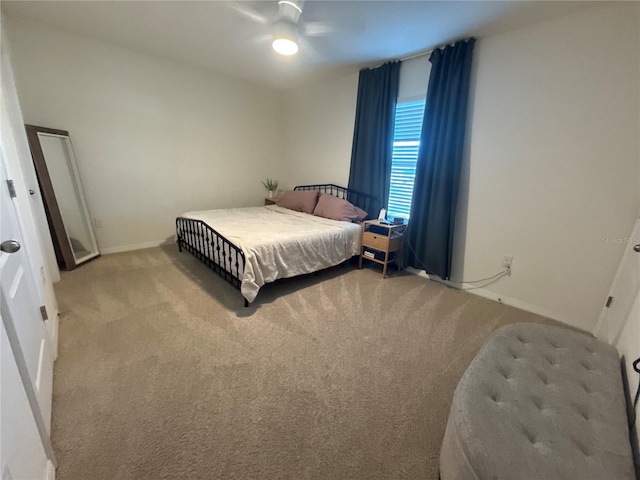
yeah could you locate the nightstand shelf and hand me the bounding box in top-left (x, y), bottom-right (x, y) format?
top-left (359, 220), bottom-right (405, 278)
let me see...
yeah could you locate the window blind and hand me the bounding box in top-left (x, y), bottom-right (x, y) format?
top-left (388, 99), bottom-right (425, 220)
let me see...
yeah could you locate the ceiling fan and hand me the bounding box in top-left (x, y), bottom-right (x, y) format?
top-left (230, 0), bottom-right (337, 57)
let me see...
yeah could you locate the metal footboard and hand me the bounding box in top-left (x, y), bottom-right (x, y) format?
top-left (175, 217), bottom-right (248, 307)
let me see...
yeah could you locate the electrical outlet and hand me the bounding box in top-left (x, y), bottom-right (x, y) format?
top-left (93, 218), bottom-right (103, 229)
top-left (502, 256), bottom-right (513, 272)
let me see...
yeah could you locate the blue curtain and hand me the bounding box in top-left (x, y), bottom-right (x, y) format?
top-left (348, 61), bottom-right (401, 210)
top-left (406, 38), bottom-right (475, 280)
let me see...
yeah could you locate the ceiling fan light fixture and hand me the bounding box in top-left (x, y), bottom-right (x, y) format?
top-left (272, 38), bottom-right (299, 56)
top-left (272, 19), bottom-right (299, 56)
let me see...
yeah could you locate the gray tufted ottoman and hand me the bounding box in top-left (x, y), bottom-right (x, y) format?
top-left (440, 323), bottom-right (635, 480)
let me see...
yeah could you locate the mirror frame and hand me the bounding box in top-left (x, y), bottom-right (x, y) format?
top-left (25, 125), bottom-right (100, 270)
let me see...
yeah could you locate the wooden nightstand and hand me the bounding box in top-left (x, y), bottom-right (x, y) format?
top-left (264, 196), bottom-right (278, 206)
top-left (359, 220), bottom-right (406, 278)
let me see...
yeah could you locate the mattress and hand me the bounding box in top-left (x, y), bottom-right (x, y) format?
top-left (181, 205), bottom-right (362, 302)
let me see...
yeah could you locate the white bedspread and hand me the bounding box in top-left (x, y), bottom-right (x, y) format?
top-left (181, 205), bottom-right (362, 303)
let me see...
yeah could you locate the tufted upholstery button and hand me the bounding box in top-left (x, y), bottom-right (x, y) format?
top-left (543, 355), bottom-right (555, 364)
top-left (581, 362), bottom-right (593, 371)
top-left (576, 408), bottom-right (590, 421)
top-left (537, 372), bottom-right (549, 385)
top-left (575, 443), bottom-right (592, 457)
top-left (522, 429), bottom-right (536, 444)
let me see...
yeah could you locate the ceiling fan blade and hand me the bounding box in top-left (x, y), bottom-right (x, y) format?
top-left (300, 22), bottom-right (337, 37)
top-left (298, 37), bottom-right (324, 64)
top-left (230, 3), bottom-right (270, 25)
top-left (239, 33), bottom-right (273, 49)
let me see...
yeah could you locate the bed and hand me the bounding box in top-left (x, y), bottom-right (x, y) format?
top-left (175, 184), bottom-right (379, 306)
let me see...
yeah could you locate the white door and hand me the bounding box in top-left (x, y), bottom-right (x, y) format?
top-left (595, 216), bottom-right (640, 344)
top-left (594, 216), bottom-right (640, 443)
top-left (0, 153), bottom-right (55, 477)
top-left (0, 154), bottom-right (54, 424)
top-left (1, 316), bottom-right (50, 480)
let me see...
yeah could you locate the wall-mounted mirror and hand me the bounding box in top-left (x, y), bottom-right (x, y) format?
top-left (25, 125), bottom-right (99, 270)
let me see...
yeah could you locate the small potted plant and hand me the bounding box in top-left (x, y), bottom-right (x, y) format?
top-left (262, 178), bottom-right (279, 199)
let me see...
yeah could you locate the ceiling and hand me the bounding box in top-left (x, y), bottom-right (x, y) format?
top-left (2, 1), bottom-right (603, 90)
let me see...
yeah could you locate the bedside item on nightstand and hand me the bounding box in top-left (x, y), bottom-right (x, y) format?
top-left (358, 219), bottom-right (405, 278)
top-left (262, 178), bottom-right (279, 199)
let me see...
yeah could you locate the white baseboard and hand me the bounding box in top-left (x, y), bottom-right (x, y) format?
top-left (406, 267), bottom-right (573, 328)
top-left (46, 460), bottom-right (55, 480)
top-left (101, 239), bottom-right (174, 255)
top-left (46, 311), bottom-right (59, 361)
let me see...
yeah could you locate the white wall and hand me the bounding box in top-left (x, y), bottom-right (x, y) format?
top-left (282, 3), bottom-right (640, 333)
top-left (5, 16), bottom-right (284, 253)
top-left (458, 2), bottom-right (639, 331)
top-left (283, 71), bottom-right (359, 190)
top-left (398, 56), bottom-right (431, 102)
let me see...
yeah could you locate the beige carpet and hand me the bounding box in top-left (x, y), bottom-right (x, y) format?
top-left (52, 246), bottom-right (564, 479)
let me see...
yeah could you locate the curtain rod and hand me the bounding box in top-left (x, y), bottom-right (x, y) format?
top-left (400, 48), bottom-right (434, 62)
top-left (369, 47), bottom-right (433, 70)
top-left (369, 38), bottom-right (469, 69)
top-left (402, 37), bottom-right (474, 62)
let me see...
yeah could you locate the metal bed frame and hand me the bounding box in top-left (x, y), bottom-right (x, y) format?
top-left (176, 184), bottom-right (380, 306)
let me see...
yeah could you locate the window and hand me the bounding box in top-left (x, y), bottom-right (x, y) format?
top-left (387, 99), bottom-right (425, 220)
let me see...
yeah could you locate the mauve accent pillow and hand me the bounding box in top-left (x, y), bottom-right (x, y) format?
top-left (353, 206), bottom-right (368, 222)
top-left (312, 193), bottom-right (368, 222)
top-left (276, 190), bottom-right (319, 214)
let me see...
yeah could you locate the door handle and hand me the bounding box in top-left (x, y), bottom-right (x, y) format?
top-left (634, 244), bottom-right (640, 253)
top-left (0, 240), bottom-right (21, 253)
top-left (29, 189), bottom-right (35, 195)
